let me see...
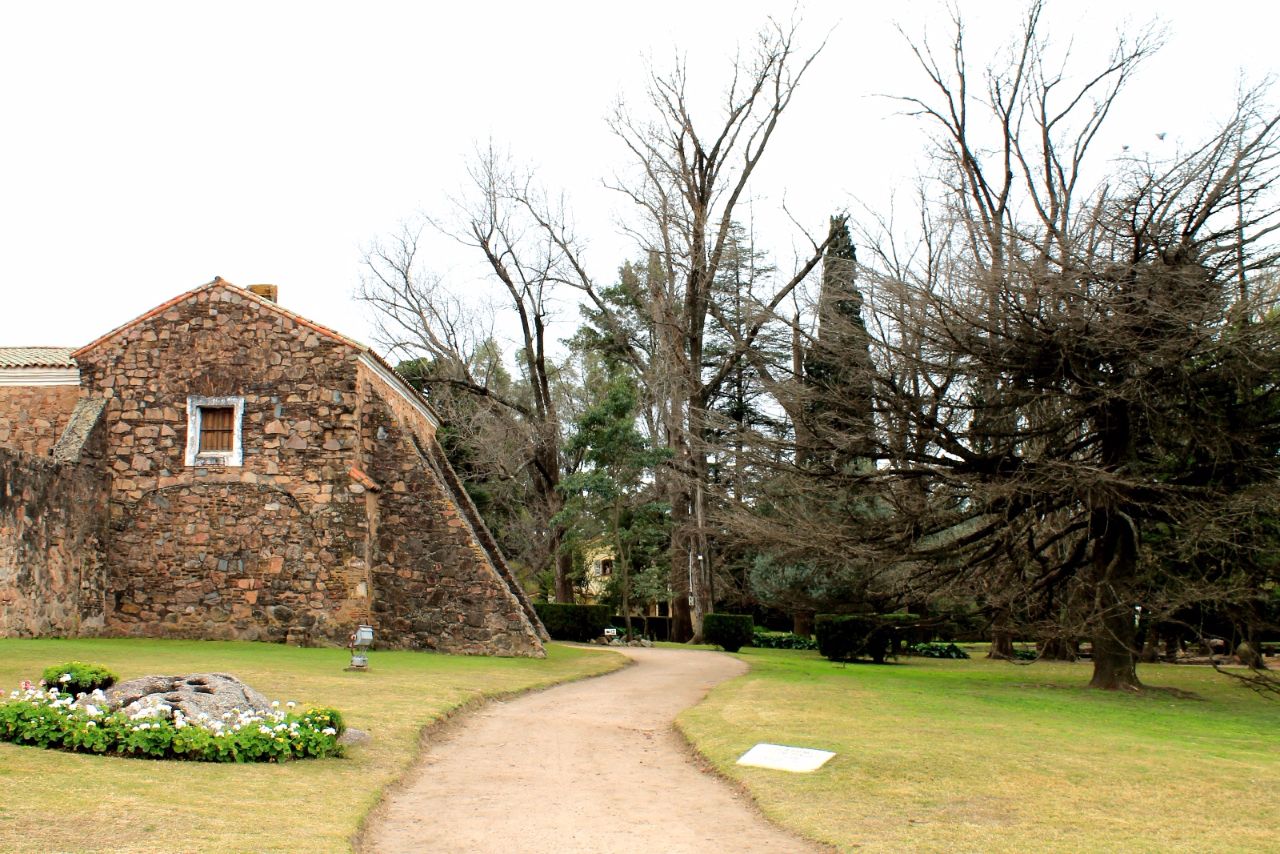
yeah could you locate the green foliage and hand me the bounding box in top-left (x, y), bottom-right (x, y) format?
top-left (303, 706), bottom-right (345, 737)
top-left (906, 642), bottom-right (970, 659)
top-left (533, 603), bottom-right (612, 642)
top-left (703, 614), bottom-right (754, 652)
top-left (748, 554), bottom-right (874, 618)
top-left (40, 662), bottom-right (116, 697)
top-left (815, 614), bottom-right (895, 664)
top-left (0, 684), bottom-right (342, 762)
top-left (751, 629), bottom-right (818, 650)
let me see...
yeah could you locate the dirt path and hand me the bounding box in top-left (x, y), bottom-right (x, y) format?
top-left (359, 646), bottom-right (822, 854)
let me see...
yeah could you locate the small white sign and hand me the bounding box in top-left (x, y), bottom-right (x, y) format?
top-left (604, 627), bottom-right (618, 637)
top-left (736, 743), bottom-right (835, 773)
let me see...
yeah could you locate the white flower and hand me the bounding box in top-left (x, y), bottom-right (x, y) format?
top-left (258, 725), bottom-right (271, 735)
top-left (58, 673), bottom-right (71, 683)
top-left (84, 704), bottom-right (100, 717)
top-left (86, 721), bottom-right (96, 728)
top-left (286, 701), bottom-right (296, 710)
top-left (321, 727), bottom-right (337, 736)
top-left (271, 700), bottom-right (280, 708)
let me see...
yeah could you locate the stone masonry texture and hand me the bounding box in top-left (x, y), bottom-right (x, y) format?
top-left (0, 386), bottom-right (80, 457)
top-left (0, 448), bottom-right (109, 636)
top-left (0, 281), bottom-right (545, 656)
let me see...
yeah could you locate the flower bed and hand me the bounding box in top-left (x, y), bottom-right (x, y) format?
top-left (0, 681), bottom-right (344, 762)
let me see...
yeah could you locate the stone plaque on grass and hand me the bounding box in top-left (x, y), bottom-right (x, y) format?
top-left (736, 742), bottom-right (835, 773)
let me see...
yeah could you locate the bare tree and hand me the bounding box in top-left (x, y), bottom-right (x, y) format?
top-left (359, 147), bottom-right (584, 601)
top-left (853, 5), bottom-right (1280, 690)
top-left (583, 18), bottom-right (831, 640)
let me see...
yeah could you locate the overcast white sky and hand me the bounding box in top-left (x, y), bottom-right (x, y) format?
top-left (1, 0), bottom-right (1276, 355)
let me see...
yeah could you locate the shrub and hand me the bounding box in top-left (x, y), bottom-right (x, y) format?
top-left (751, 629), bottom-right (818, 650)
top-left (907, 642), bottom-right (971, 659)
top-left (41, 662), bottom-right (117, 697)
top-left (533, 603), bottom-right (612, 642)
top-left (0, 684), bottom-right (343, 762)
top-left (703, 614), bottom-right (754, 652)
top-left (815, 614), bottom-right (895, 663)
top-left (303, 706), bottom-right (345, 737)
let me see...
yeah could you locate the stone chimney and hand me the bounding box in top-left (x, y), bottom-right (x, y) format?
top-left (247, 284), bottom-right (278, 303)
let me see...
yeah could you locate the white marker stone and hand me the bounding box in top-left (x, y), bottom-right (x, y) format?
top-left (736, 742), bottom-right (835, 773)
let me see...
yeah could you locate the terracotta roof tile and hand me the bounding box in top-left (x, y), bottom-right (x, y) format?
top-left (0, 347), bottom-right (77, 368)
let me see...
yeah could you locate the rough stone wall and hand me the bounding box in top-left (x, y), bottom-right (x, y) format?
top-left (74, 285), bottom-right (370, 644)
top-left (0, 385), bottom-right (81, 457)
top-left (358, 364), bottom-right (545, 656)
top-left (0, 447), bottom-right (108, 636)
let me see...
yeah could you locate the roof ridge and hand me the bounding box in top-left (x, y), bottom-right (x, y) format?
top-left (72, 279), bottom-right (223, 358)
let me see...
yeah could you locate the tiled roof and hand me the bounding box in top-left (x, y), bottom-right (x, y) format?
top-left (0, 347), bottom-right (77, 369)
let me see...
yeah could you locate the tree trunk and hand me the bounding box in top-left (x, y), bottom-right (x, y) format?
top-left (670, 595), bottom-right (693, 643)
top-left (1038, 636), bottom-right (1078, 661)
top-left (1087, 507), bottom-right (1142, 689)
top-left (987, 606), bottom-right (1015, 659)
top-left (1089, 605), bottom-right (1141, 690)
top-left (792, 610), bottom-right (815, 637)
top-left (987, 630), bottom-right (1015, 660)
top-left (1138, 626), bottom-right (1159, 663)
top-left (552, 529), bottom-right (574, 604)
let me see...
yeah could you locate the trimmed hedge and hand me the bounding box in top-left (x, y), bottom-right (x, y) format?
top-left (703, 613), bottom-right (754, 652)
top-left (534, 603), bottom-right (612, 642)
top-left (752, 629), bottom-right (818, 650)
top-left (815, 614), bottom-right (895, 663)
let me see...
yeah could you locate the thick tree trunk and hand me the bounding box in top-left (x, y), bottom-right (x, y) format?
top-left (1087, 508), bottom-right (1142, 690)
top-left (1038, 636), bottom-right (1078, 661)
top-left (987, 630), bottom-right (1015, 660)
top-left (552, 532), bottom-right (575, 604)
top-left (987, 606), bottom-right (1015, 659)
top-left (792, 610), bottom-right (815, 637)
top-left (1089, 605), bottom-right (1141, 690)
top-left (670, 595), bottom-right (693, 643)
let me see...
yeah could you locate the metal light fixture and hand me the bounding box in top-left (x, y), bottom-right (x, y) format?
top-left (347, 624), bottom-right (375, 671)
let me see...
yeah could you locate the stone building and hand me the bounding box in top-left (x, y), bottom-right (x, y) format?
top-left (0, 278), bottom-right (547, 656)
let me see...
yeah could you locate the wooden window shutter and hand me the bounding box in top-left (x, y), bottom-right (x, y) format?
top-left (199, 406), bottom-right (235, 453)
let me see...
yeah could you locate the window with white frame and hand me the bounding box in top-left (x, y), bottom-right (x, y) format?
top-left (185, 395), bottom-right (245, 466)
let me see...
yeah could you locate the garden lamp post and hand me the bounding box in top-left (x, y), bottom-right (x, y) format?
top-left (347, 624), bottom-right (374, 671)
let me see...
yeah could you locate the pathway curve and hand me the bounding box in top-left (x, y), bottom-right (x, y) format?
top-left (359, 646), bottom-right (822, 854)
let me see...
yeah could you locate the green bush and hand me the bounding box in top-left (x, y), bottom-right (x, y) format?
top-left (0, 684), bottom-right (343, 762)
top-left (303, 706), bottom-right (345, 737)
top-left (907, 642), bottom-right (970, 659)
top-left (533, 603), bottom-right (612, 642)
top-left (815, 614), bottom-right (895, 663)
top-left (703, 614), bottom-right (754, 652)
top-left (41, 662), bottom-right (117, 697)
top-left (751, 628), bottom-right (818, 650)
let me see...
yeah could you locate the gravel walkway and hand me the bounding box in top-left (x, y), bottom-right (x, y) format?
top-left (359, 646), bottom-right (822, 853)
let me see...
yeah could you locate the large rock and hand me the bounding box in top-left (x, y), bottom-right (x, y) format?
top-left (97, 673), bottom-right (273, 721)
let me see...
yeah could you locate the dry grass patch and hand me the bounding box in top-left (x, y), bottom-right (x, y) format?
top-left (678, 649), bottom-right (1279, 853)
top-left (0, 637), bottom-right (623, 853)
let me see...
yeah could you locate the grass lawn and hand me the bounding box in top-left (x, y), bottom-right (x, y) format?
top-left (0, 637), bottom-right (624, 853)
top-left (677, 648), bottom-right (1280, 853)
